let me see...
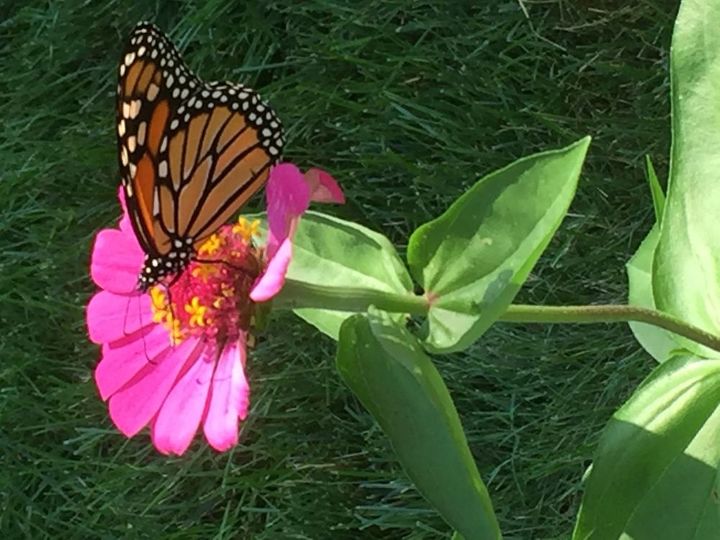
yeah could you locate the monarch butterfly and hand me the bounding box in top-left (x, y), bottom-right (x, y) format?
top-left (116, 22), bottom-right (284, 291)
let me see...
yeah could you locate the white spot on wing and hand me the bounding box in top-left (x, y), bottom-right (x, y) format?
top-left (147, 83), bottom-right (159, 101)
top-left (137, 121), bottom-right (147, 145)
top-left (129, 100), bottom-right (141, 119)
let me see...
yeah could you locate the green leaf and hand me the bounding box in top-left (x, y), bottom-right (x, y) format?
top-left (573, 355), bottom-right (720, 539)
top-left (279, 211), bottom-right (414, 339)
top-left (626, 225), bottom-right (681, 362)
top-left (337, 312), bottom-right (501, 540)
top-left (653, 1), bottom-right (720, 355)
top-left (407, 136), bottom-right (590, 353)
top-left (644, 155), bottom-right (665, 224)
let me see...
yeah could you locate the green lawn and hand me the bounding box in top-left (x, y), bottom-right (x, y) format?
top-left (1, 1), bottom-right (677, 538)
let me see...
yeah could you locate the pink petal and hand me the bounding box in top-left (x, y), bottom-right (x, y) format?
top-left (95, 325), bottom-right (172, 400)
top-left (90, 228), bottom-right (144, 293)
top-left (111, 186), bottom-right (135, 235)
top-left (203, 339), bottom-right (250, 451)
top-left (152, 347), bottom-right (215, 455)
top-left (249, 239), bottom-right (293, 302)
top-left (304, 168), bottom-right (345, 204)
top-left (86, 290), bottom-right (152, 344)
top-left (117, 186), bottom-right (128, 215)
top-left (108, 337), bottom-right (202, 437)
top-left (265, 163), bottom-right (311, 258)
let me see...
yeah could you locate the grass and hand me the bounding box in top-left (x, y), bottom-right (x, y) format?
top-left (1, 1), bottom-right (677, 538)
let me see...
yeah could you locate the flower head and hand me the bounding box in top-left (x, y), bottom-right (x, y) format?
top-left (86, 163), bottom-right (343, 455)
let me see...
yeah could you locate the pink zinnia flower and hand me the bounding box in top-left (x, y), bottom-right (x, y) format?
top-left (86, 164), bottom-right (344, 455)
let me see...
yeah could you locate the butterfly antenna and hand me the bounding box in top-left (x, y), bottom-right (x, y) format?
top-left (138, 292), bottom-right (159, 365)
top-left (162, 274), bottom-right (182, 349)
top-left (122, 294), bottom-right (133, 337)
top-left (194, 257), bottom-right (259, 278)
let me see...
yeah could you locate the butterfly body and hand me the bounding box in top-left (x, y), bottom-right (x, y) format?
top-left (116, 22), bottom-right (284, 291)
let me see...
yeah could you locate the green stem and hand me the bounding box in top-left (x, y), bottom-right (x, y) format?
top-left (275, 281), bottom-right (720, 354)
top-left (276, 279), bottom-right (430, 314)
top-left (501, 304), bottom-right (720, 354)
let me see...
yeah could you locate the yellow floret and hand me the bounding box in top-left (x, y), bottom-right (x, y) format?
top-left (233, 217), bottom-right (260, 241)
top-left (185, 296), bottom-right (207, 327)
top-left (198, 233), bottom-right (222, 256)
top-left (191, 263), bottom-right (217, 281)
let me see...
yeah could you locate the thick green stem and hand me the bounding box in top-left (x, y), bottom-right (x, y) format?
top-left (500, 304), bottom-right (720, 354)
top-left (276, 279), bottom-right (429, 314)
top-left (274, 281), bottom-right (720, 354)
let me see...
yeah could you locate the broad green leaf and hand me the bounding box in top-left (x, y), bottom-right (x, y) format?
top-left (337, 312), bottom-right (500, 540)
top-left (408, 136), bottom-right (590, 353)
top-left (278, 211), bottom-right (414, 339)
top-left (627, 225), bottom-right (680, 362)
top-left (573, 355), bottom-right (720, 539)
top-left (653, 0), bottom-right (720, 355)
top-left (644, 155), bottom-right (665, 224)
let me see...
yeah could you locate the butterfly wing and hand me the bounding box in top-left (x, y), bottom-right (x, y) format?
top-left (156, 81), bottom-right (284, 250)
top-left (116, 22), bottom-right (200, 258)
top-left (117, 22), bottom-right (284, 289)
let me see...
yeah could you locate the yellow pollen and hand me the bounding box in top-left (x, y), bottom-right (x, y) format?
top-left (150, 287), bottom-right (167, 310)
top-left (232, 217), bottom-right (260, 241)
top-left (198, 233), bottom-right (222, 255)
top-left (221, 284), bottom-right (235, 298)
top-left (150, 287), bottom-right (171, 323)
top-left (185, 296), bottom-right (207, 327)
top-left (191, 263), bottom-right (217, 281)
top-left (169, 317), bottom-right (183, 342)
top-left (149, 286), bottom-right (184, 343)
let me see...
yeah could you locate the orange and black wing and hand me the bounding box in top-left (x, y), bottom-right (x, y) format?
top-left (116, 22), bottom-right (200, 258)
top-left (155, 80), bottom-right (284, 251)
top-left (116, 23), bottom-right (284, 290)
